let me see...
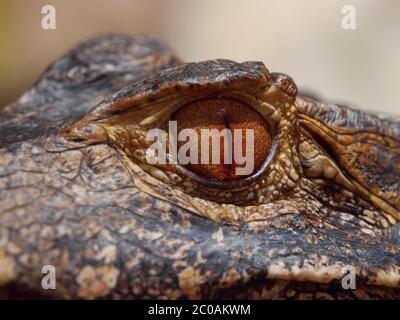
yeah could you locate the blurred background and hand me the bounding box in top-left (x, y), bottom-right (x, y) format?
top-left (0, 0), bottom-right (399, 114)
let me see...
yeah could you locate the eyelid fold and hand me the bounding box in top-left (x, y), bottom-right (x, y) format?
top-left (84, 59), bottom-right (271, 116)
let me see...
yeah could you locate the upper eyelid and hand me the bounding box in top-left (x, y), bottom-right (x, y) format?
top-left (82, 60), bottom-right (271, 118)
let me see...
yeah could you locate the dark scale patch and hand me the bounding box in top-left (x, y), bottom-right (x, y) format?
top-left (54, 235), bottom-right (86, 261)
top-left (38, 208), bottom-right (65, 225)
top-left (383, 223), bottom-right (400, 245)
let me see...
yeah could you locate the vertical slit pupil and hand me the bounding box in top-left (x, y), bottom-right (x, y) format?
top-left (172, 97), bottom-right (272, 181)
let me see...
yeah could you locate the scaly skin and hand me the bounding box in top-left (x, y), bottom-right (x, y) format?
top-left (0, 34), bottom-right (399, 299)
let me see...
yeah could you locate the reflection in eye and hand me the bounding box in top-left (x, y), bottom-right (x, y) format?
top-left (172, 98), bottom-right (272, 181)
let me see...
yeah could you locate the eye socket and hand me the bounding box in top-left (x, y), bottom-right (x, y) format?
top-left (171, 98), bottom-right (272, 181)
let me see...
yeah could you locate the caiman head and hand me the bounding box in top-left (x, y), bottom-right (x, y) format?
top-left (0, 34), bottom-right (399, 299)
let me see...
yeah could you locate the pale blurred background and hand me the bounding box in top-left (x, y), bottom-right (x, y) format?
top-left (0, 0), bottom-right (399, 114)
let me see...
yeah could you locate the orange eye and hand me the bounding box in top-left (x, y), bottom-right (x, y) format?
top-left (172, 98), bottom-right (271, 181)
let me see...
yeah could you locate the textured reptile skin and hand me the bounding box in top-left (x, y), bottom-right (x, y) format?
top-left (0, 34), bottom-right (399, 299)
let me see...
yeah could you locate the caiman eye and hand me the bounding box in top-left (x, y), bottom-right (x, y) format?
top-left (171, 98), bottom-right (272, 181)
